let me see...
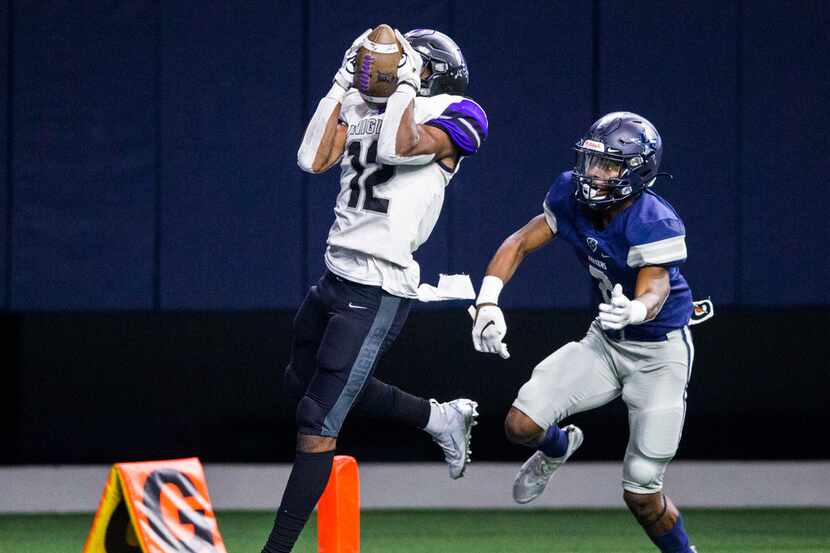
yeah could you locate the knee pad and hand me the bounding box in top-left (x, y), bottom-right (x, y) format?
top-left (623, 405), bottom-right (684, 494)
top-left (296, 395), bottom-right (329, 436)
top-left (622, 453), bottom-right (668, 494)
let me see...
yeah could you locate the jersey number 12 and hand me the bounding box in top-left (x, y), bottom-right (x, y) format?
top-left (347, 141), bottom-right (394, 214)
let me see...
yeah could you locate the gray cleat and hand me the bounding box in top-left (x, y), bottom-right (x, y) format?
top-left (513, 424), bottom-right (584, 504)
top-left (428, 398), bottom-right (479, 479)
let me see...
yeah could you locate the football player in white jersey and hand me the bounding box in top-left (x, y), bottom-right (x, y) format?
top-left (261, 29), bottom-right (489, 553)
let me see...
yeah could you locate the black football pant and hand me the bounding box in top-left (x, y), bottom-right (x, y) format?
top-left (285, 270), bottom-right (420, 437)
top-left (263, 271), bottom-right (431, 553)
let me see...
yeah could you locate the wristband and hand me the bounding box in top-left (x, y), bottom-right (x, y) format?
top-left (629, 299), bottom-right (648, 325)
top-left (476, 275), bottom-right (504, 306)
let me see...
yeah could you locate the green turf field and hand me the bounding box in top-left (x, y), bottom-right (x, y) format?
top-left (1, 509), bottom-right (828, 552)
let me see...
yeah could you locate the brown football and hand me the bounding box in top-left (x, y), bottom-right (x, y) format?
top-left (354, 24), bottom-right (402, 103)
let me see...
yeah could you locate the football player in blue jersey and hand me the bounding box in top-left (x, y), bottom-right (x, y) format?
top-left (472, 113), bottom-right (698, 553)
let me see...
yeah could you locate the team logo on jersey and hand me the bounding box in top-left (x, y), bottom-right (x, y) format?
top-left (586, 237), bottom-right (598, 252)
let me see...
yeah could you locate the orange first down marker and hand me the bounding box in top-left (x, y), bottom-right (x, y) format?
top-left (83, 457), bottom-right (226, 553)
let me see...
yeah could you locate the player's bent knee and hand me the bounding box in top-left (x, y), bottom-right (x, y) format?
top-left (504, 408), bottom-right (544, 445)
top-left (623, 454), bottom-right (667, 494)
top-left (296, 395), bottom-right (330, 437)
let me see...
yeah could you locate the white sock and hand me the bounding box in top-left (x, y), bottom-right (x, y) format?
top-left (424, 400), bottom-right (445, 435)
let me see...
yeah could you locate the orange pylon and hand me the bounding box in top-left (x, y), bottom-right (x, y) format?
top-left (317, 455), bottom-right (360, 553)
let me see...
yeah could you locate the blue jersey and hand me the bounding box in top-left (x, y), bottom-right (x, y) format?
top-left (544, 171), bottom-right (693, 341)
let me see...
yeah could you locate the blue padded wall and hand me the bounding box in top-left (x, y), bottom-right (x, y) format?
top-left (159, 2), bottom-right (304, 309)
top-left (1, 1), bottom-right (8, 307)
top-left (3, 1), bottom-right (828, 310)
top-left (11, 2), bottom-right (156, 309)
top-left (449, 1), bottom-right (594, 309)
top-left (598, 0), bottom-right (740, 305)
top-left (739, 2), bottom-right (830, 305)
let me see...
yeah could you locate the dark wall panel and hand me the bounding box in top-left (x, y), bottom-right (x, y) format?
top-left (7, 308), bottom-right (829, 464)
top-left (740, 2), bottom-right (830, 305)
top-left (1, 1), bottom-right (8, 308)
top-left (449, 1), bottom-right (593, 309)
top-left (160, 3), bottom-right (303, 309)
top-left (11, 2), bottom-right (156, 309)
top-left (598, 1), bottom-right (739, 305)
top-left (305, 1), bottom-right (451, 290)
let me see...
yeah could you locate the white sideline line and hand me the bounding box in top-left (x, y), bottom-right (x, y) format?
top-left (1, 462), bottom-right (829, 513)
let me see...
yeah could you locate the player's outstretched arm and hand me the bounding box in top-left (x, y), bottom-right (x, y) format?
top-left (482, 214), bottom-right (555, 288)
top-left (376, 30), bottom-right (457, 166)
top-left (472, 214), bottom-right (555, 358)
top-left (297, 29), bottom-right (370, 174)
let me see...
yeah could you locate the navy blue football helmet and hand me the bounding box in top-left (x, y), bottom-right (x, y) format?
top-left (404, 29), bottom-right (469, 96)
top-left (573, 112), bottom-right (666, 210)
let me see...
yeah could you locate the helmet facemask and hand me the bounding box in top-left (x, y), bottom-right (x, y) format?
top-left (572, 112), bottom-right (665, 210)
top-left (415, 54), bottom-right (450, 96)
top-left (573, 150), bottom-right (638, 209)
top-left (413, 51), bottom-right (468, 97)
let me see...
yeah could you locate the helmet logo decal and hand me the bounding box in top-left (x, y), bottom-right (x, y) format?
top-left (586, 237), bottom-right (598, 252)
top-left (582, 139), bottom-right (605, 152)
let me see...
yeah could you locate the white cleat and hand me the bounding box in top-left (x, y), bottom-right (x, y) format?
top-left (428, 398), bottom-right (479, 479)
top-left (512, 424), bottom-right (584, 504)
top-left (690, 547), bottom-right (698, 552)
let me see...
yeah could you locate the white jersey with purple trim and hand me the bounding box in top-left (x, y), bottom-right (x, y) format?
top-left (324, 89), bottom-right (488, 298)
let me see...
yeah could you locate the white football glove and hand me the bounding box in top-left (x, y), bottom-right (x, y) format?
top-left (471, 305), bottom-right (510, 359)
top-left (598, 284), bottom-right (648, 331)
top-left (394, 29), bottom-right (423, 92)
top-left (333, 28), bottom-right (372, 91)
